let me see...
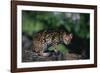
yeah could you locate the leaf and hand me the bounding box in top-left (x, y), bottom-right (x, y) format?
top-left (48, 44), bottom-right (69, 54)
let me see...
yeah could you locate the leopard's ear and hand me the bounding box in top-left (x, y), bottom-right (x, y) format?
top-left (70, 33), bottom-right (73, 39)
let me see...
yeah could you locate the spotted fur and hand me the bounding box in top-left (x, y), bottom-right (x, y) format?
top-left (32, 30), bottom-right (72, 56)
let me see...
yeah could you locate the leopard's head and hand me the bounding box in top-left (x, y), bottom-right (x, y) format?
top-left (63, 32), bottom-right (73, 45)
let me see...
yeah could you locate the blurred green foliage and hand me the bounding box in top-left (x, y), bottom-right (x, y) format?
top-left (48, 44), bottom-right (69, 54)
top-left (22, 10), bottom-right (90, 39)
top-left (22, 10), bottom-right (90, 56)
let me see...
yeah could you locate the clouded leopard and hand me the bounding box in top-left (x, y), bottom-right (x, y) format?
top-left (32, 29), bottom-right (72, 56)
